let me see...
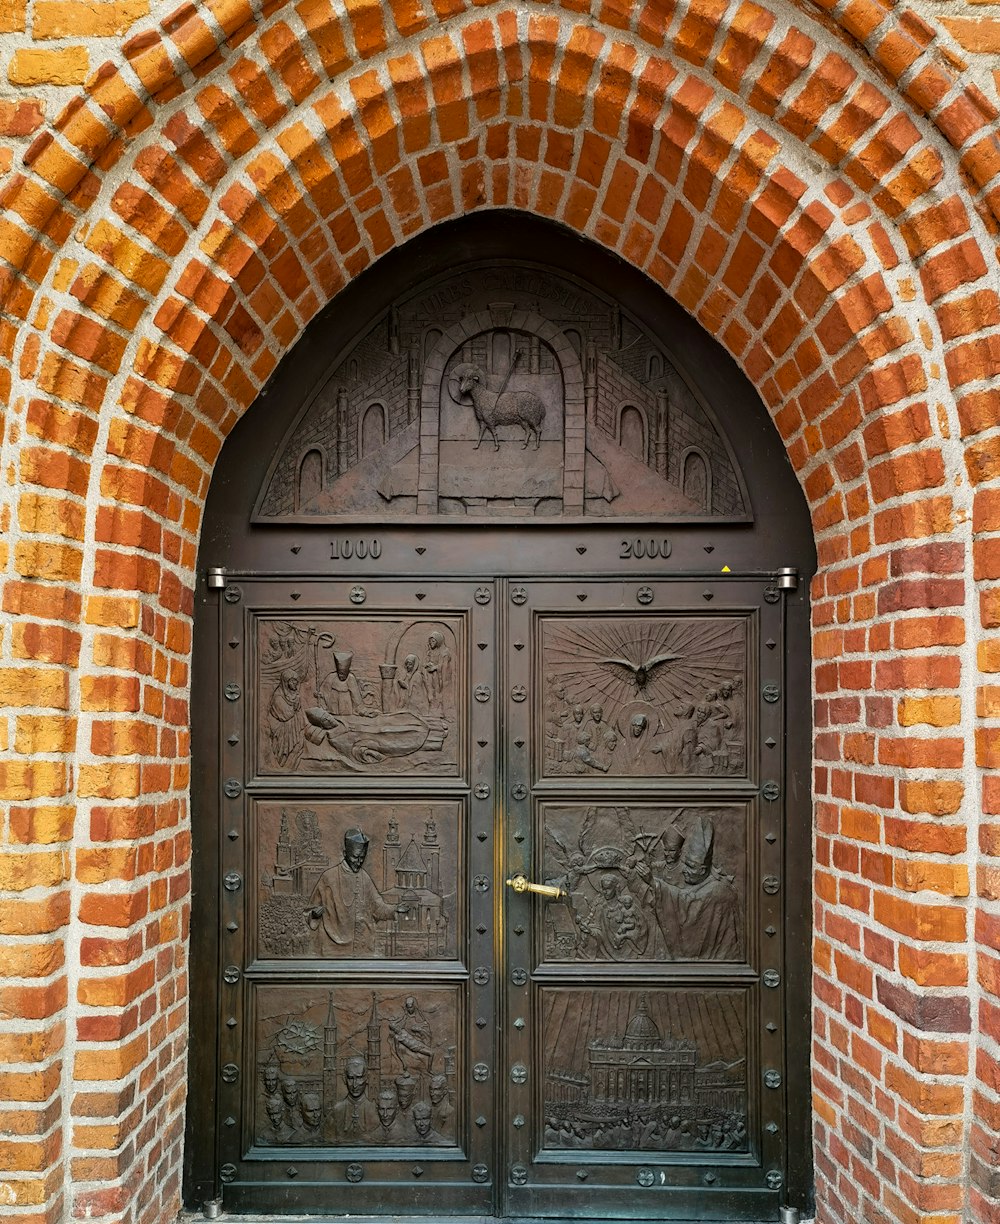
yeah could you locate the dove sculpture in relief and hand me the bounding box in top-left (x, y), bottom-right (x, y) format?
top-left (595, 651), bottom-right (681, 691)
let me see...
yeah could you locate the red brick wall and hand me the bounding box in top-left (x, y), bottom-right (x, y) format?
top-left (1, 3), bottom-right (999, 1223)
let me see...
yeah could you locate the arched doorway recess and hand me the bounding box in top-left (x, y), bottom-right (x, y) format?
top-left (188, 215), bottom-right (816, 1221)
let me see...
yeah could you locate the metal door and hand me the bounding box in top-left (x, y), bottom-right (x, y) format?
top-left (186, 213), bottom-right (816, 1221)
top-left (503, 575), bottom-right (789, 1220)
top-left (213, 576), bottom-right (498, 1215)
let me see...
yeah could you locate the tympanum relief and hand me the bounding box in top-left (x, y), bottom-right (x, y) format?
top-left (541, 805), bottom-right (745, 963)
top-left (256, 616), bottom-right (462, 776)
top-left (254, 985), bottom-right (459, 1149)
top-left (256, 802), bottom-right (458, 960)
top-left (541, 990), bottom-right (748, 1153)
top-left (540, 616), bottom-right (748, 779)
top-left (254, 266), bottom-right (749, 522)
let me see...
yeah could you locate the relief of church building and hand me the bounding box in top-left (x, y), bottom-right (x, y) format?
top-left (541, 991), bottom-right (748, 1154)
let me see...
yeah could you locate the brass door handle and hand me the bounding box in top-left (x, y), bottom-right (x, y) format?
top-left (506, 874), bottom-right (566, 899)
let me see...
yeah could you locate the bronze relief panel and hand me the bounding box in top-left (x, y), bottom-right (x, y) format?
top-left (253, 801), bottom-right (461, 962)
top-left (538, 988), bottom-right (749, 1156)
top-left (538, 614), bottom-right (750, 781)
top-left (252, 984), bottom-right (461, 1151)
top-left (254, 614), bottom-right (465, 778)
top-left (253, 263), bottom-right (751, 524)
top-left (539, 803), bottom-right (748, 964)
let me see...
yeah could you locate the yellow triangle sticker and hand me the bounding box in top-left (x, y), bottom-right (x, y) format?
top-left (721, 565), bottom-right (731, 573)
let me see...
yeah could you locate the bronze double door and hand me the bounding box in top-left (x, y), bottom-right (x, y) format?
top-left (213, 567), bottom-right (790, 1219)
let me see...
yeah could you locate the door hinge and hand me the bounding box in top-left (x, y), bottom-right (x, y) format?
top-left (776, 566), bottom-right (798, 592)
top-left (207, 566), bottom-right (227, 590)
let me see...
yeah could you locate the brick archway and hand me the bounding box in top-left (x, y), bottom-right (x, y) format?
top-left (1, 3), bottom-right (998, 1223)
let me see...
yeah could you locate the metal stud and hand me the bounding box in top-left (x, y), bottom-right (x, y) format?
top-left (221, 1064), bottom-right (239, 1083)
top-left (349, 585), bottom-right (366, 605)
top-left (510, 587), bottom-right (527, 604)
top-left (220, 1164), bottom-right (237, 1182)
top-left (475, 1116), bottom-right (486, 1127)
top-left (227, 733), bottom-right (239, 745)
top-left (346, 1164), bottom-right (363, 1183)
top-left (286, 1167), bottom-right (298, 1179)
top-left (637, 1168), bottom-right (655, 1187)
top-left (473, 966), bottom-right (490, 985)
top-left (511, 782), bottom-right (527, 799)
top-left (514, 1017), bottom-right (524, 1029)
top-left (223, 778), bottom-right (242, 798)
top-left (472, 1164), bottom-right (489, 1183)
top-left (415, 546), bottom-right (426, 555)
top-left (474, 685), bottom-right (491, 702)
top-left (475, 587), bottom-right (491, 604)
top-left (477, 832), bottom-right (488, 843)
top-left (762, 875), bottom-right (780, 895)
top-left (511, 1165), bottom-right (528, 1185)
top-left (474, 783), bottom-right (491, 799)
top-left (763, 683), bottom-right (780, 703)
top-left (511, 968), bottom-right (528, 986)
top-left (290, 592), bottom-right (301, 600)
top-left (224, 683), bottom-right (241, 701)
top-left (412, 1166), bottom-right (423, 1178)
top-left (702, 590), bottom-right (714, 601)
top-left (763, 585), bottom-right (780, 603)
top-left (762, 782), bottom-right (780, 801)
top-left (477, 641), bottom-right (488, 650)
top-left (637, 587), bottom-right (654, 604)
top-left (223, 872), bottom-right (242, 892)
top-left (223, 585), bottom-right (241, 604)
top-left (227, 829), bottom-right (239, 841)
top-left (511, 685), bottom-right (527, 703)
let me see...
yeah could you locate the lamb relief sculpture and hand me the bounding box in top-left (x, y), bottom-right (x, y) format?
top-left (452, 353), bottom-right (546, 450)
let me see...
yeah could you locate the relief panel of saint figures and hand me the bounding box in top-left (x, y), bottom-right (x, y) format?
top-left (253, 986), bottom-right (460, 1149)
top-left (541, 805), bottom-right (746, 964)
top-left (255, 615), bottom-right (463, 777)
top-left (540, 616), bottom-right (749, 779)
top-left (540, 989), bottom-right (749, 1155)
top-left (255, 802), bottom-right (458, 960)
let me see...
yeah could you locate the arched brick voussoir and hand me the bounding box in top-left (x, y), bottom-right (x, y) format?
top-left (1, 0), bottom-right (999, 328)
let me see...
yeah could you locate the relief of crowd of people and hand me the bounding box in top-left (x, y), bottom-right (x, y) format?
top-left (545, 677), bottom-right (745, 777)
